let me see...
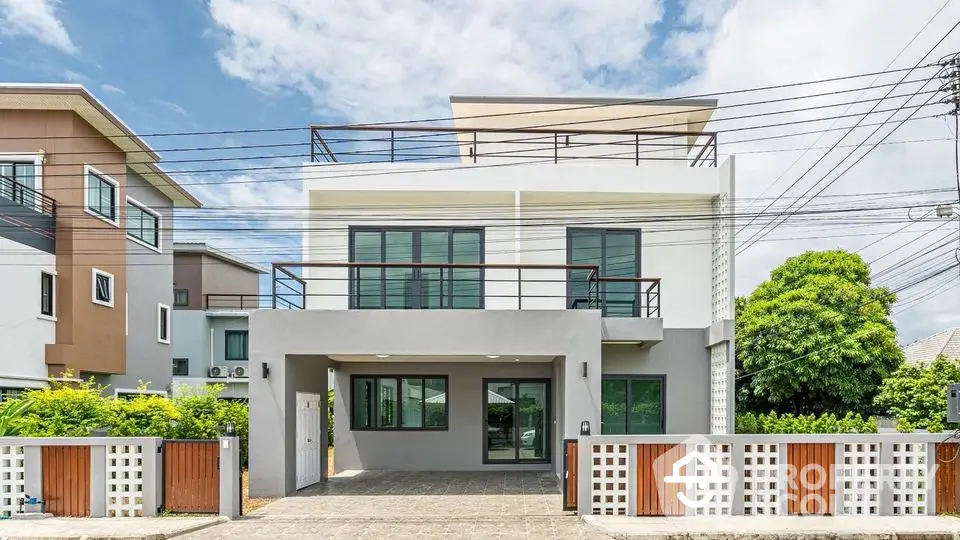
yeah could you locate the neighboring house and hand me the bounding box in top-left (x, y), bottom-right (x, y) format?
top-left (171, 242), bottom-right (267, 399)
top-left (249, 96), bottom-right (735, 497)
top-left (903, 327), bottom-right (960, 365)
top-left (0, 84), bottom-right (201, 397)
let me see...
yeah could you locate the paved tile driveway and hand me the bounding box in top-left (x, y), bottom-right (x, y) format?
top-left (182, 471), bottom-right (609, 539)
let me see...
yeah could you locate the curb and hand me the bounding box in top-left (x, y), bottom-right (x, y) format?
top-left (0, 516), bottom-right (229, 540)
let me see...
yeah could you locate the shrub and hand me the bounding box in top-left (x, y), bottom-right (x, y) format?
top-left (735, 411), bottom-right (877, 434)
top-left (875, 355), bottom-right (960, 432)
top-left (16, 377), bottom-right (110, 437)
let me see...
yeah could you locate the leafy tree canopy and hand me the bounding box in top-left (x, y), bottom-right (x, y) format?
top-left (737, 250), bottom-right (902, 415)
top-left (874, 355), bottom-right (960, 433)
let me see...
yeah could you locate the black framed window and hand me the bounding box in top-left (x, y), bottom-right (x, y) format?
top-left (174, 289), bottom-right (189, 307)
top-left (0, 161), bottom-right (37, 208)
top-left (158, 304), bottom-right (170, 343)
top-left (127, 200), bottom-right (160, 248)
top-left (349, 227), bottom-right (484, 309)
top-left (172, 358), bottom-right (189, 376)
top-left (93, 269), bottom-right (113, 307)
top-left (86, 170), bottom-right (117, 221)
top-left (600, 375), bottom-right (664, 434)
top-left (40, 272), bottom-right (54, 317)
top-left (567, 228), bottom-right (641, 316)
top-left (351, 375), bottom-right (448, 430)
top-left (224, 330), bottom-right (249, 361)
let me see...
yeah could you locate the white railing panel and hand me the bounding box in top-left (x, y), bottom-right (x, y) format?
top-left (743, 443), bottom-right (779, 515)
top-left (106, 444), bottom-right (144, 517)
top-left (841, 442), bottom-right (880, 516)
top-left (0, 445), bottom-right (25, 517)
top-left (591, 443), bottom-right (630, 516)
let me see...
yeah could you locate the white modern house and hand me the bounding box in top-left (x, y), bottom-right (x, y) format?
top-left (248, 96), bottom-right (735, 497)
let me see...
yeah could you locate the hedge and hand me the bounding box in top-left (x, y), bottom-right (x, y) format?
top-left (735, 411), bottom-right (878, 434)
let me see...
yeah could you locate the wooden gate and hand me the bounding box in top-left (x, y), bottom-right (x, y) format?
top-left (936, 443), bottom-right (960, 513)
top-left (562, 439), bottom-right (577, 511)
top-left (786, 443), bottom-right (834, 515)
top-left (163, 440), bottom-right (220, 513)
top-left (41, 446), bottom-right (91, 517)
top-left (637, 444), bottom-right (686, 516)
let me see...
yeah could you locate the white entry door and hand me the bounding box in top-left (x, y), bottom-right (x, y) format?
top-left (296, 391), bottom-right (325, 490)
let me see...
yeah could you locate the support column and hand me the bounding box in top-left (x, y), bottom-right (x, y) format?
top-left (219, 437), bottom-right (241, 519)
top-left (777, 443), bottom-right (789, 516)
top-left (89, 446), bottom-right (106, 518)
top-left (833, 442), bottom-right (844, 516)
top-left (879, 442), bottom-right (895, 516)
top-left (23, 446), bottom-right (41, 505)
top-left (577, 437), bottom-right (592, 516)
top-left (140, 438), bottom-right (160, 517)
top-left (730, 441), bottom-right (745, 515)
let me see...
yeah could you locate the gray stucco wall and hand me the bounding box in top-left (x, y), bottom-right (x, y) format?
top-left (600, 328), bottom-right (710, 434)
top-left (211, 316), bottom-right (250, 368)
top-left (334, 361), bottom-right (553, 473)
top-left (116, 170), bottom-right (173, 393)
top-left (249, 309), bottom-right (602, 497)
top-left (171, 310), bottom-right (210, 377)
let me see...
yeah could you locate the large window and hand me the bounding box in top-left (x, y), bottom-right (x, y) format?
top-left (127, 198), bottom-right (160, 249)
top-left (351, 375), bottom-right (448, 430)
top-left (349, 227), bottom-right (483, 309)
top-left (224, 330), bottom-right (249, 361)
top-left (600, 375), bottom-right (664, 434)
top-left (85, 166), bottom-right (117, 223)
top-left (567, 228), bottom-right (641, 316)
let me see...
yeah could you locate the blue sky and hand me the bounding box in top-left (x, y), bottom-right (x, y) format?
top-left (1, 0), bottom-right (960, 343)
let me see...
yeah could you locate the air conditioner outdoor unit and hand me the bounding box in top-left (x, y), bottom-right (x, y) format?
top-left (209, 366), bottom-right (227, 378)
top-left (231, 366), bottom-right (248, 378)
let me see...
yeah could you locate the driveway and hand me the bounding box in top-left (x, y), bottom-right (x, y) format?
top-left (181, 471), bottom-right (609, 539)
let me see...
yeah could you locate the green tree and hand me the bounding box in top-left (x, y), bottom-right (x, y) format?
top-left (874, 355), bottom-right (960, 433)
top-left (737, 250), bottom-right (902, 415)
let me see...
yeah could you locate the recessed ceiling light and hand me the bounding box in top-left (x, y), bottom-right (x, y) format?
top-left (486, 355), bottom-right (500, 359)
top-left (376, 354), bottom-right (390, 358)
top-left (514, 358), bottom-right (520, 362)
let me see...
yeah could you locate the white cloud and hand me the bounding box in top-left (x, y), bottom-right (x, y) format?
top-left (152, 98), bottom-right (190, 118)
top-left (0, 0), bottom-right (76, 54)
top-left (207, 0), bottom-right (664, 121)
top-left (101, 83), bottom-right (125, 95)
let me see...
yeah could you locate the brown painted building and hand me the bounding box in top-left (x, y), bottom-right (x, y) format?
top-left (0, 84), bottom-right (201, 395)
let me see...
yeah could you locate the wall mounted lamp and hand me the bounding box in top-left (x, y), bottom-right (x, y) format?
top-left (582, 361), bottom-right (588, 378)
top-left (580, 420), bottom-right (591, 436)
top-left (261, 362), bottom-right (270, 379)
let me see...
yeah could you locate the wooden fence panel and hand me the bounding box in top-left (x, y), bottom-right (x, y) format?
top-left (787, 443), bottom-right (834, 515)
top-left (563, 440), bottom-right (577, 511)
top-left (41, 446), bottom-right (90, 517)
top-left (636, 444), bottom-right (685, 516)
top-left (936, 443), bottom-right (960, 514)
top-left (163, 441), bottom-right (220, 513)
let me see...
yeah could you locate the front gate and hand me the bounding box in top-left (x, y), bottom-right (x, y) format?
top-left (562, 439), bottom-right (578, 511)
top-left (41, 446), bottom-right (91, 517)
top-left (162, 440), bottom-right (220, 513)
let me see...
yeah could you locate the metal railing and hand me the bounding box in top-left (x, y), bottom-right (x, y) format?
top-left (204, 294), bottom-right (272, 310)
top-left (310, 125), bottom-right (718, 167)
top-left (270, 262), bottom-right (661, 317)
top-left (0, 175), bottom-right (56, 217)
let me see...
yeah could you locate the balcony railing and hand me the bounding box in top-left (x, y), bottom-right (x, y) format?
top-left (270, 262), bottom-right (661, 317)
top-left (0, 175), bottom-right (56, 217)
top-left (310, 125), bottom-right (718, 167)
top-left (204, 294), bottom-right (274, 311)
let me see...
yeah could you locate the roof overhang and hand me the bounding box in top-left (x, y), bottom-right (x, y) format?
top-left (0, 84), bottom-right (201, 208)
top-left (173, 242), bottom-right (268, 274)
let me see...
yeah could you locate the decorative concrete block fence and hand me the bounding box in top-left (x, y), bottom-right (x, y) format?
top-left (571, 434), bottom-right (960, 518)
top-left (0, 437), bottom-right (240, 518)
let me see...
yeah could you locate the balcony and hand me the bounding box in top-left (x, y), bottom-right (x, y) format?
top-left (310, 125), bottom-right (718, 167)
top-left (204, 294), bottom-right (271, 311)
top-left (0, 174), bottom-right (56, 254)
top-left (271, 261), bottom-right (660, 315)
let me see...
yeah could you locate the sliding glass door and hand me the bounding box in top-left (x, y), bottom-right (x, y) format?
top-left (567, 228), bottom-right (641, 316)
top-left (349, 227), bottom-right (483, 309)
top-left (484, 379), bottom-right (550, 463)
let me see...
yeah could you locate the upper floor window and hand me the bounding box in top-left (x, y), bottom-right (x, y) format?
top-left (0, 161), bottom-right (37, 208)
top-left (157, 303), bottom-right (171, 344)
top-left (127, 198), bottom-right (160, 250)
top-left (92, 268), bottom-right (114, 308)
top-left (174, 289), bottom-right (189, 307)
top-left (225, 330), bottom-right (249, 361)
top-left (567, 228), bottom-right (640, 317)
top-left (349, 227), bottom-right (483, 309)
top-left (40, 271), bottom-right (55, 318)
top-left (85, 166), bottom-right (118, 224)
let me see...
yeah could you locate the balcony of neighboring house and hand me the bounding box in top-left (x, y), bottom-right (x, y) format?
top-left (203, 293), bottom-right (271, 313)
top-left (0, 168), bottom-right (57, 254)
top-left (269, 261), bottom-right (663, 344)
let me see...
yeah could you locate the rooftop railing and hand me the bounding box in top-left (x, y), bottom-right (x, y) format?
top-left (310, 125), bottom-right (718, 167)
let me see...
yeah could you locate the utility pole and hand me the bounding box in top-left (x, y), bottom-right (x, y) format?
top-left (937, 52), bottom-right (960, 271)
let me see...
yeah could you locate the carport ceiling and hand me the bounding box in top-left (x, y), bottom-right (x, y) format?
top-left (327, 354), bottom-right (556, 363)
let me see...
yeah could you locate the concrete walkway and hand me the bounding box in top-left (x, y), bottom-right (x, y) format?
top-left (584, 514), bottom-right (960, 539)
top-left (0, 516), bottom-right (223, 539)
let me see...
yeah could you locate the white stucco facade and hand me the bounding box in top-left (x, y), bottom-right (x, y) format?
top-left (0, 236), bottom-right (56, 389)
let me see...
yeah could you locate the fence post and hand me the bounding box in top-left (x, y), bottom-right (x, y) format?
top-left (141, 438), bottom-right (161, 517)
top-left (90, 445), bottom-right (106, 517)
top-left (730, 441), bottom-right (745, 515)
top-left (577, 436), bottom-right (592, 516)
top-left (879, 441), bottom-right (895, 516)
top-left (219, 437), bottom-right (241, 518)
top-left (833, 442), bottom-right (844, 516)
top-left (23, 446), bottom-right (41, 507)
top-left (777, 443), bottom-right (789, 516)
top-left (926, 442), bottom-right (937, 515)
